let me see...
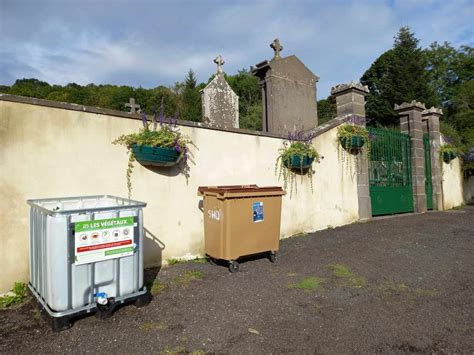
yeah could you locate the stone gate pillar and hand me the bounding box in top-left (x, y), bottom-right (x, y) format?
top-left (422, 107), bottom-right (443, 210)
top-left (395, 101), bottom-right (427, 213)
top-left (331, 82), bottom-right (371, 220)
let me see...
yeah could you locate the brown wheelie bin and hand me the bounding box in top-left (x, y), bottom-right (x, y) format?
top-left (197, 185), bottom-right (286, 272)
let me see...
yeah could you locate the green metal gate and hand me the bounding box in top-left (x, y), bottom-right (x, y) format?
top-left (368, 127), bottom-right (414, 216)
top-left (423, 134), bottom-right (433, 210)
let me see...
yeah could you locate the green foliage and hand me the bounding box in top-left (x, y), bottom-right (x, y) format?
top-left (226, 69), bottom-right (263, 130)
top-left (180, 69), bottom-right (202, 122)
top-left (317, 96), bottom-right (337, 124)
top-left (289, 277), bottom-right (326, 290)
top-left (361, 27), bottom-right (437, 126)
top-left (337, 124), bottom-right (371, 174)
top-left (113, 124), bottom-right (192, 198)
top-left (275, 140), bottom-right (320, 196)
top-left (0, 282), bottom-right (27, 308)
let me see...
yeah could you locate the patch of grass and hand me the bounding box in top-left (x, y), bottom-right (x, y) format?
top-left (191, 350), bottom-right (206, 355)
top-left (449, 204), bottom-right (465, 211)
top-left (150, 280), bottom-right (167, 295)
top-left (0, 282), bottom-right (27, 309)
top-left (287, 272), bottom-right (298, 277)
top-left (191, 257), bottom-right (207, 264)
top-left (174, 270), bottom-right (204, 286)
top-left (140, 322), bottom-right (168, 331)
top-left (329, 264), bottom-right (353, 278)
top-left (414, 288), bottom-right (438, 297)
top-left (373, 280), bottom-right (409, 297)
top-left (289, 277), bottom-right (326, 290)
top-left (167, 258), bottom-right (185, 265)
top-left (160, 346), bottom-right (186, 355)
top-left (291, 232), bottom-right (307, 238)
top-left (349, 276), bottom-right (367, 288)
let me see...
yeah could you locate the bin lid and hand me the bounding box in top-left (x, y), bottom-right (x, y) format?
top-left (198, 185), bottom-right (285, 198)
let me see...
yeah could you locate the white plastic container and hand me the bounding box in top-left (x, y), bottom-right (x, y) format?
top-left (27, 195), bottom-right (148, 326)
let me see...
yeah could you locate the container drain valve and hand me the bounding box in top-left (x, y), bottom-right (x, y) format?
top-left (95, 292), bottom-right (108, 305)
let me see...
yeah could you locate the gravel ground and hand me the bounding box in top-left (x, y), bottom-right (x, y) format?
top-left (1, 206), bottom-right (473, 354)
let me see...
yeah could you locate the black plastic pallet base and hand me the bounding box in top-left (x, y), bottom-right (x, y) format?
top-left (32, 289), bottom-right (151, 332)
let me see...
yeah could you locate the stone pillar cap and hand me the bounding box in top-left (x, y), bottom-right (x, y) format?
top-left (394, 100), bottom-right (426, 112)
top-left (331, 81), bottom-right (369, 96)
top-left (422, 107), bottom-right (443, 116)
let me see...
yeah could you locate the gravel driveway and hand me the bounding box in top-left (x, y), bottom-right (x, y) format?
top-left (1, 206), bottom-right (473, 353)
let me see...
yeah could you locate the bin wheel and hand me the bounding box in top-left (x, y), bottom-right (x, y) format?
top-left (134, 291), bottom-right (152, 308)
top-left (269, 252), bottom-right (277, 263)
top-left (229, 261), bottom-right (239, 273)
top-left (51, 316), bottom-right (71, 332)
top-left (208, 256), bottom-right (217, 266)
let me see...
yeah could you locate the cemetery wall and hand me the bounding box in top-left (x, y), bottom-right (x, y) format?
top-left (441, 158), bottom-right (465, 209)
top-left (0, 96), bottom-right (360, 292)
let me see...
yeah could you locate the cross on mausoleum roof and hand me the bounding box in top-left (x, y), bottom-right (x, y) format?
top-left (270, 38), bottom-right (283, 60)
top-left (214, 55), bottom-right (225, 74)
top-left (125, 97), bottom-right (141, 114)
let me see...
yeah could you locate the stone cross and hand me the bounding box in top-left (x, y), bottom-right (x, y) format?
top-left (214, 55), bottom-right (225, 74)
top-left (125, 98), bottom-right (141, 114)
top-left (270, 38), bottom-right (283, 60)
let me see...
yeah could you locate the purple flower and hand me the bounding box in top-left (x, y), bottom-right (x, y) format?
top-left (140, 112), bottom-right (148, 128)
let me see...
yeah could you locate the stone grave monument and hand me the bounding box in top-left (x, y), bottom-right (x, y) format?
top-left (252, 39), bottom-right (319, 135)
top-left (200, 55), bottom-right (239, 129)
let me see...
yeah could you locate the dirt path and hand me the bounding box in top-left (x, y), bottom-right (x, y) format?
top-left (1, 206), bottom-right (473, 354)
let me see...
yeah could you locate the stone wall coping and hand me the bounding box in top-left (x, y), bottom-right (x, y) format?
top-left (394, 100), bottom-right (426, 112)
top-left (0, 93), bottom-right (349, 140)
top-left (330, 81), bottom-right (369, 96)
top-left (422, 107), bottom-right (443, 116)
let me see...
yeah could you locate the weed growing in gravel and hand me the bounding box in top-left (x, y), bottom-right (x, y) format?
top-left (372, 280), bottom-right (409, 297)
top-left (167, 258), bottom-right (185, 265)
top-left (329, 264), bottom-right (353, 277)
top-left (328, 264), bottom-right (367, 288)
top-left (140, 322), bottom-right (168, 331)
top-left (0, 282), bottom-right (27, 308)
top-left (160, 346), bottom-right (186, 355)
top-left (414, 288), bottom-right (438, 297)
top-left (150, 280), bottom-right (167, 295)
top-left (289, 277), bottom-right (326, 290)
top-left (287, 272), bottom-right (298, 277)
top-left (191, 257), bottom-right (207, 264)
top-left (174, 271), bottom-right (204, 286)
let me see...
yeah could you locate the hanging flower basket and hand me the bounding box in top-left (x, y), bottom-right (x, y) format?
top-left (339, 136), bottom-right (366, 151)
top-left (440, 144), bottom-right (460, 164)
top-left (283, 155), bottom-right (314, 170)
top-left (131, 144), bottom-right (181, 167)
top-left (442, 151), bottom-right (457, 163)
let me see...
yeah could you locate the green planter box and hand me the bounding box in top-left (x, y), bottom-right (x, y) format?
top-left (443, 151), bottom-right (457, 163)
top-left (283, 155), bottom-right (314, 170)
top-left (339, 136), bottom-right (365, 151)
top-left (132, 144), bottom-right (181, 167)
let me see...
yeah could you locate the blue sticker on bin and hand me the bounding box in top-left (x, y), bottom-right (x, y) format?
top-left (253, 202), bottom-right (264, 223)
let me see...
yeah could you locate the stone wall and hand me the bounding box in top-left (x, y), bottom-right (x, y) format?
top-left (0, 95), bottom-right (359, 293)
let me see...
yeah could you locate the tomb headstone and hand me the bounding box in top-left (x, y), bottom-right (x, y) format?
top-left (125, 98), bottom-right (141, 114)
top-left (252, 39), bottom-right (319, 135)
top-left (200, 55), bottom-right (239, 129)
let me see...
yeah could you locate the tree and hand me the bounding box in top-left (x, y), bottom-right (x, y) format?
top-left (226, 68), bottom-right (262, 130)
top-left (317, 96), bottom-right (336, 125)
top-left (361, 27), bottom-right (437, 126)
top-left (180, 69), bottom-right (202, 121)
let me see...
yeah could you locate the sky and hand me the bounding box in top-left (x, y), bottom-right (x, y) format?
top-left (1, 0), bottom-right (473, 98)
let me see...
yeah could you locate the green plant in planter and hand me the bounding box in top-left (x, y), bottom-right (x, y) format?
top-left (337, 123), bottom-right (370, 175)
top-left (113, 106), bottom-right (192, 198)
top-left (440, 144), bottom-right (460, 164)
top-left (337, 124), bottom-right (369, 152)
top-left (275, 131), bottom-right (320, 195)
